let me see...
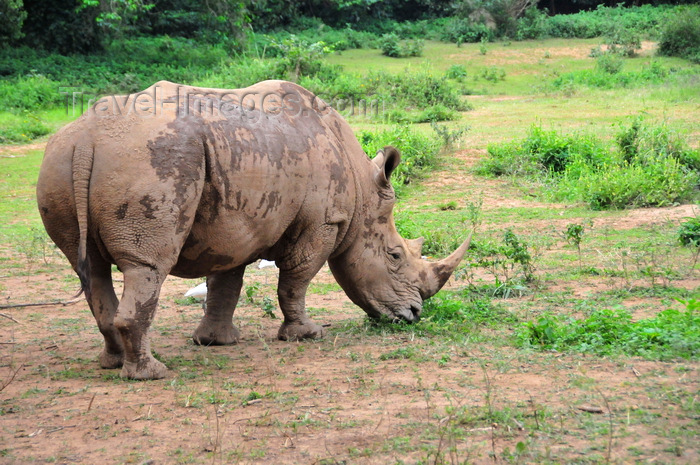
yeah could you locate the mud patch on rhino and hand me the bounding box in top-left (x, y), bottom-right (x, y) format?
top-left (116, 202), bottom-right (129, 220)
top-left (147, 118), bottom-right (204, 208)
top-left (139, 195), bottom-right (159, 219)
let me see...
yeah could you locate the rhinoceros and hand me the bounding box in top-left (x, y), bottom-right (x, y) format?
top-left (37, 80), bottom-right (470, 380)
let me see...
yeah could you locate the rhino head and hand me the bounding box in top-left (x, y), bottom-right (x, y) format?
top-left (328, 146), bottom-right (471, 322)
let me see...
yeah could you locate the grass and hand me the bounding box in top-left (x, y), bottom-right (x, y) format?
top-left (1, 36), bottom-right (699, 465)
top-left (0, 149), bottom-right (45, 238)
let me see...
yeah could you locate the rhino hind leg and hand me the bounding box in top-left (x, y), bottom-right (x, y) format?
top-left (113, 266), bottom-right (168, 380)
top-left (193, 267), bottom-right (244, 346)
top-left (86, 249), bottom-right (124, 369)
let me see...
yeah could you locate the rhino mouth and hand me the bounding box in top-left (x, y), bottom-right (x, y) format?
top-left (394, 304), bottom-right (422, 323)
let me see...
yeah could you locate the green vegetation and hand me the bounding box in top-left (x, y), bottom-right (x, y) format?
top-left (519, 299), bottom-right (700, 360)
top-left (478, 120), bottom-right (700, 209)
top-left (357, 125), bottom-right (442, 194)
top-left (657, 5), bottom-right (700, 63)
top-left (380, 33), bottom-right (424, 58)
top-left (1, 3), bottom-right (699, 464)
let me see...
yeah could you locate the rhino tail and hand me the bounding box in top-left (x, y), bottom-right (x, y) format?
top-left (72, 142), bottom-right (95, 302)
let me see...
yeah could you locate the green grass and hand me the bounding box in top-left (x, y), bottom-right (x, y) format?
top-left (0, 149), bottom-right (44, 238)
top-left (518, 299), bottom-right (700, 360)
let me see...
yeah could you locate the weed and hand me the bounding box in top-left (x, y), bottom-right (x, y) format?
top-left (260, 296), bottom-right (276, 319)
top-left (479, 37), bottom-right (488, 55)
top-left (244, 283), bottom-right (260, 304)
top-left (564, 223), bottom-right (586, 270)
top-left (518, 299), bottom-right (700, 360)
top-left (430, 122), bottom-right (471, 149)
top-left (480, 67), bottom-right (506, 82)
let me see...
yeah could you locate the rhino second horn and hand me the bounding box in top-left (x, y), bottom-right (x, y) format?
top-left (420, 232), bottom-right (472, 300)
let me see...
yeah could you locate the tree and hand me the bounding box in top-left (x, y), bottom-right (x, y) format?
top-left (0, 0), bottom-right (27, 46)
top-left (20, 0), bottom-right (102, 53)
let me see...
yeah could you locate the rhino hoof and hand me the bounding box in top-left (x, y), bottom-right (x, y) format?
top-left (193, 323), bottom-right (240, 346)
top-left (120, 357), bottom-right (168, 380)
top-left (278, 322), bottom-right (326, 341)
top-left (99, 349), bottom-right (124, 369)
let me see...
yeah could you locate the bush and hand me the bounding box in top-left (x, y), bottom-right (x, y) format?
top-left (553, 60), bottom-right (672, 90)
top-left (357, 125), bottom-right (442, 193)
top-left (604, 24), bottom-right (642, 57)
top-left (678, 217), bottom-right (700, 248)
top-left (596, 53), bottom-right (624, 75)
top-left (615, 116), bottom-right (700, 171)
top-left (380, 33), bottom-right (424, 58)
top-left (0, 74), bottom-right (64, 111)
top-left (440, 17), bottom-right (493, 44)
top-left (478, 121), bottom-right (700, 209)
top-left (445, 64), bottom-right (468, 80)
top-left (567, 157), bottom-right (697, 209)
top-left (545, 4), bottom-right (672, 41)
top-left (477, 124), bottom-right (606, 177)
top-left (0, 111), bottom-right (52, 144)
top-left (515, 5), bottom-right (549, 40)
top-left (657, 6), bottom-right (700, 63)
top-left (412, 104), bottom-right (458, 123)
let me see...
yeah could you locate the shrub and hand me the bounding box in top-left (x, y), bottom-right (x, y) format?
top-left (657, 6), bottom-right (700, 63)
top-left (595, 53), bottom-right (624, 75)
top-left (441, 18), bottom-right (493, 44)
top-left (477, 124), bottom-right (606, 177)
top-left (445, 64), bottom-right (468, 80)
top-left (678, 217), bottom-right (700, 248)
top-left (604, 24), bottom-right (642, 57)
top-left (357, 125), bottom-right (442, 193)
top-left (271, 35), bottom-right (334, 80)
top-left (480, 67), bottom-right (506, 82)
top-left (479, 121), bottom-right (700, 209)
top-left (0, 74), bottom-right (64, 111)
top-left (567, 157), bottom-right (697, 209)
top-left (380, 33), bottom-right (423, 58)
top-left (412, 104), bottom-right (458, 123)
top-left (615, 116), bottom-right (700, 172)
top-left (0, 111), bottom-right (52, 144)
top-left (515, 5), bottom-right (549, 40)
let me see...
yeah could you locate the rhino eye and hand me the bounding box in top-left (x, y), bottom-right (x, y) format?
top-left (388, 250), bottom-right (401, 260)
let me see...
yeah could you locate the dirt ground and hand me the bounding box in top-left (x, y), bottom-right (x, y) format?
top-left (2, 139), bottom-right (698, 464)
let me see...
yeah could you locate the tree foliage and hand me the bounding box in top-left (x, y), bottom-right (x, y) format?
top-left (0, 0), bottom-right (26, 46)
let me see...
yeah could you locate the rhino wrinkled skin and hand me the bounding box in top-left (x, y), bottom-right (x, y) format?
top-left (37, 80), bottom-right (470, 380)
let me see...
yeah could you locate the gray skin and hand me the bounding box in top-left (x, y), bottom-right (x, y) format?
top-left (36, 80), bottom-right (470, 380)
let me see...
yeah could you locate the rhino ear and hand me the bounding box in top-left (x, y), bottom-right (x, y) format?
top-left (372, 146), bottom-right (401, 187)
top-left (406, 237), bottom-right (425, 257)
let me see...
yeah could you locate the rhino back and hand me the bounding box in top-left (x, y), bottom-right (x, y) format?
top-left (163, 81), bottom-right (365, 277)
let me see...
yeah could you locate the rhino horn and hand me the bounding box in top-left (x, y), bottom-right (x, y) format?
top-left (420, 232), bottom-right (472, 300)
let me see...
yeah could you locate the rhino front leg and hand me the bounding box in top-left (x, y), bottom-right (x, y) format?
top-left (276, 225), bottom-right (337, 341)
top-left (193, 266), bottom-right (245, 346)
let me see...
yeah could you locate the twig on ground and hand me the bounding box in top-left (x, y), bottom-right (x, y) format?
top-left (1, 363), bottom-right (24, 392)
top-left (0, 297), bottom-right (82, 311)
top-left (0, 313), bottom-right (19, 323)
